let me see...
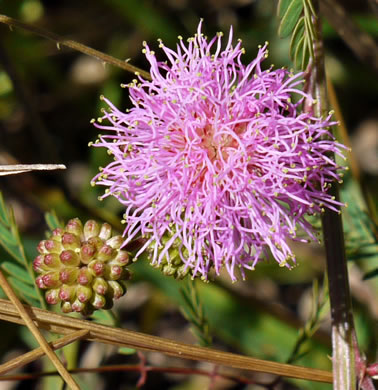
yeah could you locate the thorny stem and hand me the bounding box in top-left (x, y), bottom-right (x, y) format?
top-left (311, 2), bottom-right (374, 389)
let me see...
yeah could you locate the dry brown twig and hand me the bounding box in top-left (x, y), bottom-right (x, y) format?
top-left (0, 272), bottom-right (80, 390)
top-left (0, 298), bottom-right (333, 384)
top-left (0, 164), bottom-right (66, 176)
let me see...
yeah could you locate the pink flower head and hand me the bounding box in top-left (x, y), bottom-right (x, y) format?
top-left (91, 21), bottom-right (347, 281)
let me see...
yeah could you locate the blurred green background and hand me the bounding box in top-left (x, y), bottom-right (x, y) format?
top-left (0, 1), bottom-right (377, 389)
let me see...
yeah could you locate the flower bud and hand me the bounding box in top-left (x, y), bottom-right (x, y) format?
top-left (61, 301), bottom-right (73, 313)
top-left (107, 280), bottom-right (125, 299)
top-left (78, 267), bottom-right (93, 285)
top-left (80, 243), bottom-right (97, 264)
top-left (112, 250), bottom-right (129, 266)
top-left (71, 299), bottom-right (86, 312)
top-left (77, 285), bottom-right (93, 303)
top-left (60, 250), bottom-right (80, 267)
top-left (91, 293), bottom-right (106, 309)
top-left (92, 277), bottom-right (108, 295)
top-left (51, 227), bottom-right (64, 239)
top-left (87, 236), bottom-right (103, 251)
top-left (42, 272), bottom-right (62, 288)
top-left (45, 288), bottom-right (60, 305)
top-left (33, 255), bottom-right (48, 273)
top-left (44, 239), bottom-right (62, 253)
top-left (99, 223), bottom-right (112, 240)
top-left (84, 220), bottom-right (100, 240)
top-left (37, 240), bottom-right (48, 255)
top-left (43, 253), bottom-right (61, 268)
top-left (65, 218), bottom-right (83, 237)
top-left (61, 233), bottom-right (81, 250)
top-left (176, 264), bottom-right (190, 279)
top-left (34, 218), bottom-right (132, 314)
top-left (59, 284), bottom-right (76, 301)
top-left (162, 264), bottom-right (176, 277)
top-left (36, 275), bottom-right (46, 289)
top-left (59, 267), bottom-right (79, 284)
top-left (106, 235), bottom-right (124, 249)
top-left (97, 244), bottom-right (114, 262)
top-left (88, 260), bottom-right (105, 277)
top-left (105, 264), bottom-right (123, 280)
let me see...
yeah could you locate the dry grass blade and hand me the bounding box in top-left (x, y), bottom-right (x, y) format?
top-left (0, 329), bottom-right (88, 375)
top-left (0, 298), bottom-right (333, 383)
top-left (0, 272), bottom-right (80, 390)
top-left (0, 164), bottom-right (66, 176)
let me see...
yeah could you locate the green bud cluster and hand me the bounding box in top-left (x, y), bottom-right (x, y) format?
top-left (34, 218), bottom-right (131, 315)
top-left (145, 231), bottom-right (195, 280)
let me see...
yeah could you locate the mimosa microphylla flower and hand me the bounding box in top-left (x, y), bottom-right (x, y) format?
top-left (91, 21), bottom-right (347, 281)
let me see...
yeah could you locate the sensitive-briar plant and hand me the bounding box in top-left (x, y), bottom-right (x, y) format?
top-left (91, 21), bottom-right (347, 281)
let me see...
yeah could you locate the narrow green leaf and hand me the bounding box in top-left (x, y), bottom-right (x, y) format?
top-left (294, 34), bottom-right (305, 68)
top-left (90, 308), bottom-right (117, 326)
top-left (290, 16), bottom-right (305, 60)
top-left (277, 0), bottom-right (293, 18)
top-left (2, 261), bottom-right (34, 285)
top-left (303, 10), bottom-right (315, 59)
top-left (18, 292), bottom-right (41, 308)
top-left (278, 0), bottom-right (304, 38)
top-left (0, 192), bottom-right (11, 226)
top-left (301, 36), bottom-right (311, 69)
top-left (0, 239), bottom-right (24, 264)
top-left (45, 210), bottom-right (63, 231)
top-left (8, 276), bottom-right (40, 300)
top-left (0, 222), bottom-right (18, 247)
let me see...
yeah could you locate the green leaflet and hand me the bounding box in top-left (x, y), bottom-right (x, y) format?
top-left (179, 279), bottom-right (212, 347)
top-left (1, 261), bottom-right (34, 285)
top-left (45, 210), bottom-right (63, 231)
top-left (277, 0), bottom-right (294, 19)
top-left (8, 276), bottom-right (40, 300)
top-left (0, 192), bottom-right (11, 226)
top-left (277, 0), bottom-right (316, 70)
top-left (0, 191), bottom-right (45, 308)
top-left (278, 0), bottom-right (304, 38)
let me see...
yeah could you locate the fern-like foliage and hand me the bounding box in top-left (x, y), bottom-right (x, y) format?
top-left (278, 0), bottom-right (316, 69)
top-left (0, 191), bottom-right (46, 308)
top-left (286, 279), bottom-right (329, 364)
top-left (180, 279), bottom-right (212, 347)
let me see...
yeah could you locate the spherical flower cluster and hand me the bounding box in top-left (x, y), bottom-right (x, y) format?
top-left (34, 218), bottom-right (131, 315)
top-left (91, 21), bottom-right (347, 281)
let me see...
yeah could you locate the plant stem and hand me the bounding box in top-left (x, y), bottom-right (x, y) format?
top-left (311, 2), bottom-right (374, 389)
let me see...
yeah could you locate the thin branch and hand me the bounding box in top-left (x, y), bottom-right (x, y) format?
top-left (0, 298), bottom-right (333, 384)
top-left (0, 14), bottom-right (152, 81)
top-left (0, 164), bottom-right (66, 176)
top-left (0, 272), bottom-right (80, 390)
top-left (0, 329), bottom-right (88, 375)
